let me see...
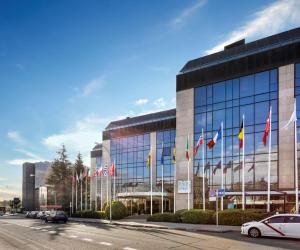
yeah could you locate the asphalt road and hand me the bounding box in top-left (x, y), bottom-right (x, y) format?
top-left (0, 215), bottom-right (299, 250)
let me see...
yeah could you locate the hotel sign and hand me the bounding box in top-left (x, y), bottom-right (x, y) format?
top-left (178, 180), bottom-right (191, 193)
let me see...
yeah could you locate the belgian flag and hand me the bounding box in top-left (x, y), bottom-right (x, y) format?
top-left (146, 150), bottom-right (151, 168)
top-left (238, 120), bottom-right (244, 148)
top-left (172, 144), bottom-right (176, 164)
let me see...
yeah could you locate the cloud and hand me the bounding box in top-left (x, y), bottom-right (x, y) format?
top-left (82, 77), bottom-right (105, 97)
top-left (42, 114), bottom-right (110, 165)
top-left (153, 98), bottom-right (167, 108)
top-left (169, 0), bottom-right (207, 28)
top-left (7, 149), bottom-right (45, 166)
top-left (206, 0), bottom-right (300, 54)
top-left (7, 131), bottom-right (24, 143)
top-left (0, 185), bottom-right (21, 200)
top-left (135, 98), bottom-right (149, 106)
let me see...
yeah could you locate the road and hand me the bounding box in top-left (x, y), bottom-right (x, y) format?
top-left (0, 215), bottom-right (299, 250)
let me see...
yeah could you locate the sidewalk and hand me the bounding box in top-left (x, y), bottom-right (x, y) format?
top-left (68, 217), bottom-right (240, 233)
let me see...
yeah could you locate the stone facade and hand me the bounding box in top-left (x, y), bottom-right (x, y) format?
top-left (278, 64), bottom-right (295, 190)
top-left (175, 88), bottom-right (194, 210)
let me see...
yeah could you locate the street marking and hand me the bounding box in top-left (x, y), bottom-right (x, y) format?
top-left (123, 247), bottom-right (139, 250)
top-left (41, 229), bottom-right (48, 232)
top-left (99, 242), bottom-right (112, 246)
top-left (82, 238), bottom-right (93, 242)
top-left (59, 233), bottom-right (66, 236)
top-left (48, 230), bottom-right (56, 234)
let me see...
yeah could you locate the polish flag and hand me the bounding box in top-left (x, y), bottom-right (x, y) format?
top-left (263, 109), bottom-right (271, 146)
top-left (194, 134), bottom-right (203, 156)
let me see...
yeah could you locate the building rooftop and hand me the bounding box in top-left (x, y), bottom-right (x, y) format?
top-left (179, 27), bottom-right (300, 74)
top-left (105, 109), bottom-right (176, 131)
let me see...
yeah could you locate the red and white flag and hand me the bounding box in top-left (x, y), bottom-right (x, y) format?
top-left (194, 134), bottom-right (203, 156)
top-left (263, 108), bottom-right (271, 146)
top-left (109, 162), bottom-right (115, 177)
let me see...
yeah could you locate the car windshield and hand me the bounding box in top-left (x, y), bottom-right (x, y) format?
top-left (56, 211), bottom-right (65, 215)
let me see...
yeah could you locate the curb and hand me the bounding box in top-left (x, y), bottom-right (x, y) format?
top-left (69, 218), bottom-right (233, 233)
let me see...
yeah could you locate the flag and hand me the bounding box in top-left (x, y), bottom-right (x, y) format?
top-left (79, 171), bottom-right (83, 181)
top-left (186, 136), bottom-right (189, 161)
top-left (263, 109), bottom-right (271, 146)
top-left (233, 163), bottom-right (242, 173)
top-left (194, 134), bottom-right (203, 156)
top-left (223, 161), bottom-right (232, 174)
top-left (248, 163), bottom-right (255, 173)
top-left (87, 168), bottom-right (91, 178)
top-left (172, 144), bottom-right (176, 163)
top-left (146, 150), bottom-right (151, 168)
top-left (102, 165), bottom-right (108, 176)
top-left (213, 161), bottom-right (221, 175)
top-left (76, 174), bottom-right (79, 182)
top-left (207, 127), bottom-right (222, 149)
top-left (238, 120), bottom-right (244, 148)
top-left (98, 167), bottom-right (103, 176)
top-left (282, 103), bottom-right (297, 130)
top-left (204, 161), bottom-right (210, 172)
top-left (72, 175), bottom-right (76, 183)
top-left (109, 162), bottom-right (115, 176)
top-left (83, 168), bottom-right (87, 178)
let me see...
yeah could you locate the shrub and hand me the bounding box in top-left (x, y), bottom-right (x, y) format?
top-left (72, 210), bottom-right (106, 219)
top-left (105, 201), bottom-right (128, 220)
top-left (147, 213), bottom-right (180, 223)
top-left (181, 209), bottom-right (215, 224)
top-left (218, 209), bottom-right (269, 226)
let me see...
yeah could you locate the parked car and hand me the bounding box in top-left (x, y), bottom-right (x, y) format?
top-left (241, 214), bottom-right (300, 239)
top-left (0, 211), bottom-right (4, 216)
top-left (45, 211), bottom-right (68, 223)
top-left (25, 211), bottom-right (31, 218)
top-left (40, 211), bottom-right (50, 220)
top-left (26, 211), bottom-right (38, 219)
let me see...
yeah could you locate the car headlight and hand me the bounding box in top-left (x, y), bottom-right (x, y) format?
top-left (242, 223), bottom-right (250, 227)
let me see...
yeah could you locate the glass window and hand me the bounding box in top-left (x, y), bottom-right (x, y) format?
top-left (255, 71), bottom-right (269, 94)
top-left (240, 75), bottom-right (254, 97)
top-left (213, 82), bottom-right (225, 103)
top-left (268, 216), bottom-right (285, 224)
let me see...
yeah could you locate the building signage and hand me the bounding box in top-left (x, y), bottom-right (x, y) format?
top-left (178, 180), bottom-right (191, 193)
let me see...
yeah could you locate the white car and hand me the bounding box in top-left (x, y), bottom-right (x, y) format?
top-left (241, 214), bottom-right (300, 239)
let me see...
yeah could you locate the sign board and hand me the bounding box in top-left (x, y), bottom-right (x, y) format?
top-left (227, 203), bottom-right (234, 209)
top-left (178, 180), bottom-right (191, 193)
top-left (209, 196), bottom-right (216, 202)
top-left (209, 190), bottom-right (216, 197)
top-left (217, 189), bottom-right (225, 197)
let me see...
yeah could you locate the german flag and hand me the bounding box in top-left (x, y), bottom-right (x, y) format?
top-left (238, 120), bottom-right (244, 148)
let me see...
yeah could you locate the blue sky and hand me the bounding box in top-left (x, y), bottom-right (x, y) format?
top-left (1, 0), bottom-right (300, 200)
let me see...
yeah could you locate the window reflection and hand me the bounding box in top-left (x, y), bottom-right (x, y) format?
top-left (194, 69), bottom-right (278, 194)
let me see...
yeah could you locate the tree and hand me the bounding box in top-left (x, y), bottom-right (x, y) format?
top-left (46, 145), bottom-right (72, 210)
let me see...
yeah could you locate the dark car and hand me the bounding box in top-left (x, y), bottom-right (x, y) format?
top-left (45, 211), bottom-right (68, 223)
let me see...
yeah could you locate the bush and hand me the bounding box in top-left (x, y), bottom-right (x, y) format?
top-left (72, 210), bottom-right (106, 219)
top-left (105, 201), bottom-right (128, 220)
top-left (147, 213), bottom-right (180, 223)
top-left (181, 209), bottom-right (215, 224)
top-left (218, 209), bottom-right (269, 226)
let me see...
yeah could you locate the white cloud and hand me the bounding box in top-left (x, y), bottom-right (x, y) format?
top-left (7, 131), bottom-right (24, 143)
top-left (0, 185), bottom-right (21, 200)
top-left (42, 114), bottom-right (110, 165)
top-left (206, 0), bottom-right (300, 54)
top-left (82, 77), bottom-right (105, 97)
top-left (135, 98), bottom-right (149, 106)
top-left (169, 0), bottom-right (207, 28)
top-left (7, 149), bottom-right (45, 166)
top-left (153, 98), bottom-right (167, 109)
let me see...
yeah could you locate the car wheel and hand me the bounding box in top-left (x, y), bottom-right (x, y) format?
top-left (248, 227), bottom-right (261, 238)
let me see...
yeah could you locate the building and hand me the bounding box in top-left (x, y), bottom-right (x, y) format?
top-left (90, 143), bottom-right (102, 209)
top-left (22, 161), bottom-right (51, 211)
top-left (92, 27), bottom-right (300, 213)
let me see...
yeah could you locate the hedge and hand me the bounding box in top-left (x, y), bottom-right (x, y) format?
top-left (181, 210), bottom-right (215, 224)
top-left (147, 213), bottom-right (180, 223)
top-left (105, 201), bottom-right (128, 220)
top-left (218, 209), bottom-right (270, 226)
top-left (72, 210), bottom-right (106, 219)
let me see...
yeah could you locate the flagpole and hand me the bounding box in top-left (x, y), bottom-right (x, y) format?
top-left (150, 146), bottom-right (153, 216)
top-left (85, 169), bottom-right (88, 210)
top-left (75, 176), bottom-right (78, 211)
top-left (242, 114), bottom-right (245, 210)
top-left (81, 176), bottom-right (83, 211)
top-left (221, 122), bottom-right (224, 211)
top-left (161, 142), bottom-right (164, 214)
top-left (187, 134), bottom-right (190, 211)
top-left (100, 175), bottom-right (103, 211)
top-left (202, 128), bottom-right (205, 211)
top-left (294, 100), bottom-right (299, 214)
top-left (114, 161), bottom-right (116, 201)
top-left (267, 106), bottom-right (272, 212)
top-left (173, 144), bottom-right (176, 214)
top-left (71, 175), bottom-right (74, 214)
top-left (95, 174), bottom-right (97, 211)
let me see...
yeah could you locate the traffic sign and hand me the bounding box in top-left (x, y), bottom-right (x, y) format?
top-left (217, 188), bottom-right (225, 197)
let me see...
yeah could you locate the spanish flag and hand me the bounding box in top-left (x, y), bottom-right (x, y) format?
top-left (146, 150), bottom-right (151, 168)
top-left (238, 120), bottom-right (244, 148)
top-left (172, 144), bottom-right (176, 163)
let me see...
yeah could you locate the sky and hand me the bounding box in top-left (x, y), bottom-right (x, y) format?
top-left (1, 0), bottom-right (300, 200)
